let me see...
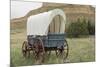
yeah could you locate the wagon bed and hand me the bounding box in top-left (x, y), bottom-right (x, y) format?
top-left (27, 33), bottom-right (66, 47)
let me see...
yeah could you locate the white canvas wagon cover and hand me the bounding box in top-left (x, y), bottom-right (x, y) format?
top-left (27, 9), bottom-right (66, 35)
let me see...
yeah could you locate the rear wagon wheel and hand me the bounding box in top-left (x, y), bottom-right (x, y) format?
top-left (22, 41), bottom-right (28, 57)
top-left (33, 38), bottom-right (45, 64)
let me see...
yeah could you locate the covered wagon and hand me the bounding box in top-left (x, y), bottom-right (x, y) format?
top-left (22, 9), bottom-right (69, 62)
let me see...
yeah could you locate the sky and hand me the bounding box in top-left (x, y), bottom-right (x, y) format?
top-left (11, 1), bottom-right (43, 19)
top-left (11, 0), bottom-right (95, 19)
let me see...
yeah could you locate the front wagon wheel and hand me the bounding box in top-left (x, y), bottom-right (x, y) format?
top-left (62, 40), bottom-right (69, 62)
top-left (65, 40), bottom-right (69, 58)
top-left (57, 40), bottom-right (69, 63)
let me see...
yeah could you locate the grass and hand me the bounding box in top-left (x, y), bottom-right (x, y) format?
top-left (67, 37), bottom-right (95, 63)
top-left (10, 29), bottom-right (95, 66)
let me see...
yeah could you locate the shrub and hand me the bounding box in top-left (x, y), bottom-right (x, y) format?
top-left (67, 18), bottom-right (89, 37)
top-left (88, 20), bottom-right (95, 35)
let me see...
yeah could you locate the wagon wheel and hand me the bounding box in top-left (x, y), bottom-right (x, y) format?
top-left (57, 40), bottom-right (69, 63)
top-left (22, 41), bottom-right (29, 57)
top-left (33, 38), bottom-right (45, 64)
top-left (63, 40), bottom-right (69, 62)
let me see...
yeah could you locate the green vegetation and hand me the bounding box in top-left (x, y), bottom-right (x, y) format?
top-left (67, 18), bottom-right (95, 38)
top-left (88, 20), bottom-right (95, 35)
top-left (11, 30), bottom-right (95, 66)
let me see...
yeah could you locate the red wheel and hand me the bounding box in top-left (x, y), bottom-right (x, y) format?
top-left (22, 41), bottom-right (29, 57)
top-left (63, 40), bottom-right (69, 62)
top-left (57, 40), bottom-right (69, 63)
top-left (33, 38), bottom-right (45, 64)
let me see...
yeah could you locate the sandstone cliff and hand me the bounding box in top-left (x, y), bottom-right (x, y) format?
top-left (11, 2), bottom-right (95, 29)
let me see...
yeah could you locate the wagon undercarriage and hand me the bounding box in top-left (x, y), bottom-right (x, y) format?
top-left (22, 33), bottom-right (69, 63)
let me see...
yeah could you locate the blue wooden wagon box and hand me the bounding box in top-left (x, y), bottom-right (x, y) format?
top-left (27, 33), bottom-right (66, 48)
top-left (43, 33), bottom-right (66, 48)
